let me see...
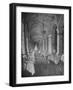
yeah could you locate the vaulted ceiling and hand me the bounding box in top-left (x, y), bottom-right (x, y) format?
top-left (22, 13), bottom-right (64, 42)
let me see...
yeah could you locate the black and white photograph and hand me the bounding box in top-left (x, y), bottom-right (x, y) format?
top-left (21, 13), bottom-right (64, 77)
top-left (9, 3), bottom-right (71, 87)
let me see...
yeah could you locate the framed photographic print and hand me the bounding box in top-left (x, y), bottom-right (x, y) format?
top-left (9, 3), bottom-right (71, 87)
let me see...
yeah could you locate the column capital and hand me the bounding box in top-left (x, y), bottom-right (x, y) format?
top-left (48, 34), bottom-right (52, 38)
top-left (56, 28), bottom-right (59, 33)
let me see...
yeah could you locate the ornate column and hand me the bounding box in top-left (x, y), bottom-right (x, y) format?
top-left (43, 39), bottom-right (45, 51)
top-left (26, 37), bottom-right (29, 53)
top-left (21, 23), bottom-right (25, 55)
top-left (45, 38), bottom-right (47, 54)
top-left (56, 28), bottom-right (59, 55)
top-left (48, 35), bottom-right (52, 55)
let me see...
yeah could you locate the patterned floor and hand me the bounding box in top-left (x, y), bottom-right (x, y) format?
top-left (22, 60), bottom-right (64, 77)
